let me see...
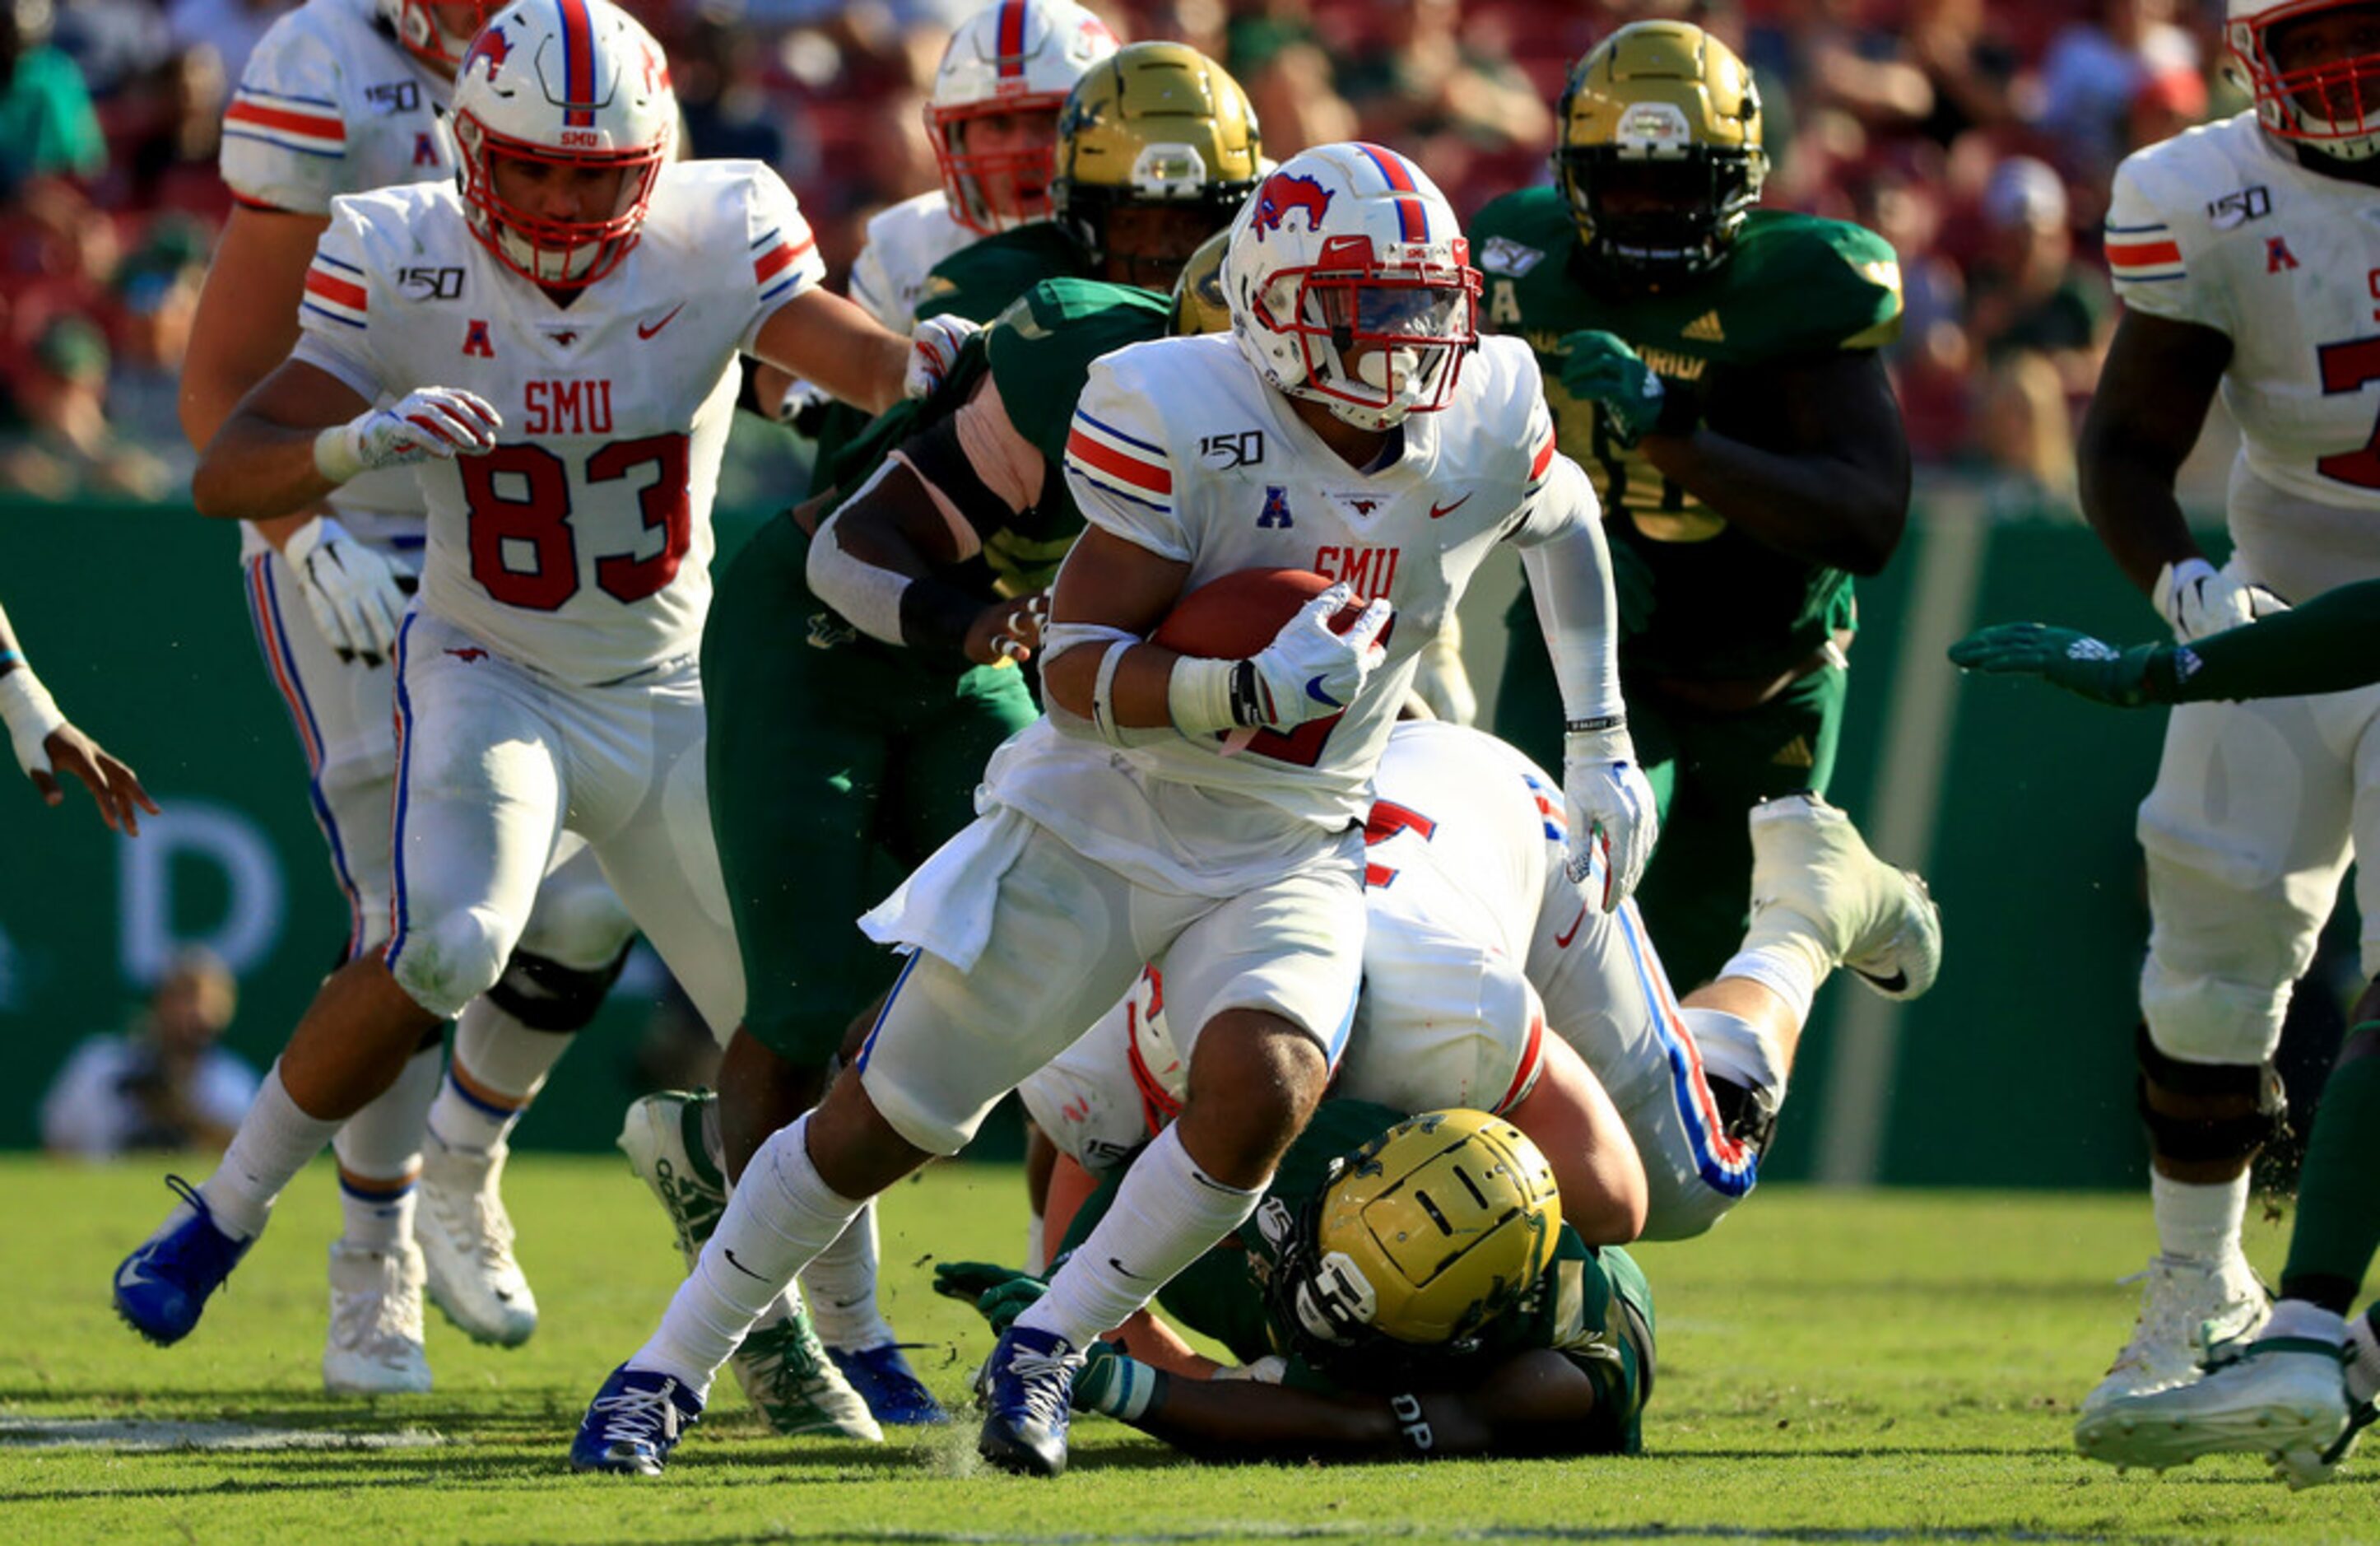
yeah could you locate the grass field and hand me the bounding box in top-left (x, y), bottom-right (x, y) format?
top-left (2, 1153), bottom-right (2369, 1544)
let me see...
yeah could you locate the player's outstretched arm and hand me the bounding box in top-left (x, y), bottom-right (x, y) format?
top-left (2077, 310), bottom-right (2234, 613)
top-left (749, 286), bottom-right (913, 417)
top-left (192, 361), bottom-right (500, 523)
top-left (0, 598), bottom-right (159, 834)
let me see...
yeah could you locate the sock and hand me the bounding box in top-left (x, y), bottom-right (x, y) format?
top-left (1680, 1006), bottom-right (1790, 1110)
top-left (428, 999), bottom-right (573, 1153)
top-left (632, 1114), bottom-right (865, 1395)
top-left (799, 1203), bottom-right (895, 1350)
top-left (331, 1044), bottom-right (439, 1252)
top-left (2153, 1169), bottom-right (2248, 1265)
top-left (1025, 1212), bottom-right (1048, 1276)
top-left (2280, 1037), bottom-right (2380, 1304)
top-left (1718, 936), bottom-right (1826, 1026)
top-left (2262, 1297), bottom-right (2348, 1346)
top-left (1020, 1125), bottom-right (1261, 1349)
top-left (199, 1062), bottom-right (343, 1241)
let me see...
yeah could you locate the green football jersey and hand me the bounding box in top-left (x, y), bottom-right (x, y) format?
top-left (1470, 189), bottom-right (1903, 681)
top-left (914, 221), bottom-right (1090, 324)
top-left (1081, 1099), bottom-right (1657, 1451)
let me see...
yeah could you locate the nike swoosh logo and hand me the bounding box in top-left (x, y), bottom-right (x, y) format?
top-left (1553, 904), bottom-right (1587, 949)
top-left (1304, 675), bottom-right (1342, 709)
top-left (1428, 493), bottom-right (1473, 520)
top-left (1852, 966), bottom-right (1909, 994)
top-left (721, 1247), bottom-right (768, 1283)
top-left (1108, 1256), bottom-right (1150, 1282)
top-left (637, 303), bottom-right (686, 340)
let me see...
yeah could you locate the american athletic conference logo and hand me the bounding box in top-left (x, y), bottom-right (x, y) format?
top-left (1251, 172), bottom-right (1332, 241)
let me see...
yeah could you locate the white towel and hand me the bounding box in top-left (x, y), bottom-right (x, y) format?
top-left (858, 806), bottom-right (1034, 972)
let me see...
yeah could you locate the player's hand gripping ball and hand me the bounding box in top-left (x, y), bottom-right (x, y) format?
top-left (1154, 569), bottom-right (1395, 734)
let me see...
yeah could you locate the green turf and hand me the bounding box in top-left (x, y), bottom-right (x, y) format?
top-left (1, 1153), bottom-right (2368, 1544)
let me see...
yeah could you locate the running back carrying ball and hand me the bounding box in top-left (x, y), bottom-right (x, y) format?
top-left (1150, 568), bottom-right (1367, 658)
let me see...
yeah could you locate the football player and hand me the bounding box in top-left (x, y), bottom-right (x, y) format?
top-left (570, 140), bottom-right (1653, 1480)
top-left (616, 45), bottom-right (1261, 1432)
top-left (113, 0), bottom-right (913, 1435)
top-left (1471, 21), bottom-right (1910, 989)
top-left (1021, 719), bottom-right (1942, 1247)
top-left (939, 1107), bottom-right (1657, 1463)
top-left (179, 0), bottom-right (654, 1392)
top-left (0, 597), bottom-right (156, 831)
top-left (2049, 0), bottom-right (2380, 1451)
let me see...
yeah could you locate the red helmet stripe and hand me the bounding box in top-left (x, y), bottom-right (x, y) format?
top-left (556, 0), bottom-right (596, 127)
top-left (996, 0), bottom-right (1027, 77)
top-left (1353, 142), bottom-right (1428, 241)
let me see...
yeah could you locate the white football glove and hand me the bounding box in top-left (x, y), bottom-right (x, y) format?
top-left (777, 374), bottom-right (834, 427)
top-left (2156, 557), bottom-right (2289, 644)
top-left (904, 314), bottom-right (982, 400)
top-left (1240, 585), bottom-right (1395, 731)
top-left (282, 515), bottom-right (409, 666)
top-left (314, 387), bottom-right (501, 484)
top-left (1563, 722), bottom-right (1658, 910)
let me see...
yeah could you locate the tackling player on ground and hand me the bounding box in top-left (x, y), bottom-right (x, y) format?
top-left (1472, 20), bottom-right (1910, 988)
top-left (570, 140), bottom-right (1654, 1479)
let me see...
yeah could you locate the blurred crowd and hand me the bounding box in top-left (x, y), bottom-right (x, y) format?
top-left (0, 0), bottom-right (2230, 510)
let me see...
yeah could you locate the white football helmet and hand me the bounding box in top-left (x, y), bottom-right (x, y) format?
top-left (1222, 142), bottom-right (1481, 433)
top-left (927, 0), bottom-right (1120, 235)
top-left (378, 0), bottom-right (505, 74)
top-left (2228, 0), bottom-right (2380, 161)
top-left (450, 0), bottom-right (675, 288)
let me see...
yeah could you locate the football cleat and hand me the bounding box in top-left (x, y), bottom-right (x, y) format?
top-left (416, 1131), bottom-right (537, 1348)
top-left (1746, 793), bottom-right (1942, 1001)
top-left (2076, 1334), bottom-right (2353, 1485)
top-left (571, 1363), bottom-right (704, 1475)
top-left (976, 1324), bottom-right (1082, 1477)
top-left (2081, 1250), bottom-right (2269, 1414)
top-left (113, 1176), bottom-right (252, 1346)
top-left (617, 1089), bottom-right (726, 1270)
top-left (829, 1342), bottom-right (951, 1426)
top-left (738, 1300), bottom-right (884, 1441)
top-left (323, 1239), bottom-right (434, 1395)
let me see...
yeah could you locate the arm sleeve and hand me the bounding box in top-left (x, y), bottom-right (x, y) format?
top-left (287, 200), bottom-right (388, 402)
top-left (1513, 456), bottom-right (1625, 725)
top-left (740, 165), bottom-right (829, 353)
top-left (2104, 153), bottom-right (2228, 335)
top-left (218, 16), bottom-right (351, 215)
top-left (1061, 358), bottom-right (1190, 561)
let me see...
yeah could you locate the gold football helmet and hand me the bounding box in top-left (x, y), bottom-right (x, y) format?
top-left (1271, 1110), bottom-right (1561, 1357)
top-left (1169, 229), bottom-right (1233, 335)
top-left (1053, 41), bottom-right (1262, 291)
top-left (1555, 21), bottom-right (1767, 282)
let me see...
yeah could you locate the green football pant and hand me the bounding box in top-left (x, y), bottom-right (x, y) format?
top-left (1494, 627), bottom-right (1846, 988)
top-left (701, 511), bottom-right (1041, 1066)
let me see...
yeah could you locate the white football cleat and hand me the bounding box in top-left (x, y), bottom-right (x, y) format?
top-left (323, 1239), bottom-right (433, 1395)
top-left (617, 1089), bottom-right (725, 1272)
top-left (2076, 1334), bottom-right (2352, 1484)
top-left (2080, 1250), bottom-right (2269, 1415)
top-left (1746, 793), bottom-right (1943, 1000)
top-left (416, 1131), bottom-right (537, 1348)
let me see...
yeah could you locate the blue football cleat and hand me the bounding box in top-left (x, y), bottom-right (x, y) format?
top-left (975, 1324), bottom-right (1081, 1477)
top-left (571, 1363), bottom-right (704, 1475)
top-left (829, 1342), bottom-right (949, 1426)
top-left (114, 1176), bottom-right (253, 1346)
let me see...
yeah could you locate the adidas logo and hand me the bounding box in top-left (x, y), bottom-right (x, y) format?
top-left (1772, 735), bottom-right (1815, 768)
top-left (1683, 310), bottom-right (1726, 342)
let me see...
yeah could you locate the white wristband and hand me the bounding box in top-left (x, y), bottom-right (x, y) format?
top-left (1166, 655), bottom-right (1240, 736)
top-left (313, 422), bottom-right (364, 485)
top-left (0, 666), bottom-right (67, 777)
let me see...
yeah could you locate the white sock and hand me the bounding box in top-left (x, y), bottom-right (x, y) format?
top-left (1680, 1005), bottom-right (1790, 1110)
top-left (632, 1114), bottom-right (864, 1395)
top-left (1019, 1125), bottom-right (1260, 1349)
top-left (1025, 1212), bottom-right (1048, 1276)
top-left (2264, 1297), bottom-right (2347, 1346)
top-left (2152, 1170), bottom-right (2248, 1264)
top-left (1718, 938), bottom-right (1826, 1026)
top-left (799, 1203), bottom-right (895, 1350)
top-left (331, 1045), bottom-right (439, 1252)
top-left (200, 1062), bottom-right (343, 1241)
top-left (427, 999), bottom-right (572, 1153)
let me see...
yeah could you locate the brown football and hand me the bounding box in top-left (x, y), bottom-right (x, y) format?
top-left (1150, 568), bottom-right (1369, 659)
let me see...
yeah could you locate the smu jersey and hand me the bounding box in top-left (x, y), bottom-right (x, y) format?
top-left (2108, 114), bottom-right (2380, 598)
top-left (220, 0), bottom-right (456, 548)
top-left (292, 161), bottom-right (825, 685)
top-left (847, 190), bottom-right (979, 333)
top-left (983, 332), bottom-right (1583, 891)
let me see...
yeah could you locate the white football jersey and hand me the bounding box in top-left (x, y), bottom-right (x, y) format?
top-left (292, 161), bottom-right (825, 685)
top-left (220, 0), bottom-right (457, 549)
top-left (2109, 113), bottom-right (2380, 599)
top-left (847, 190), bottom-right (978, 333)
top-left (983, 332), bottom-right (1582, 894)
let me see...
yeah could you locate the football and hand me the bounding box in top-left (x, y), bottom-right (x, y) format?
top-left (1150, 567), bottom-right (1369, 659)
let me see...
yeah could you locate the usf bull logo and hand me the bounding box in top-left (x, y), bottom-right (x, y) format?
top-left (1252, 172), bottom-right (1332, 240)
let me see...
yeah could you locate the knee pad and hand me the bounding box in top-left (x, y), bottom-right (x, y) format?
top-left (2141, 957), bottom-right (2292, 1065)
top-left (389, 906), bottom-right (514, 1021)
top-left (486, 942), bottom-right (632, 1033)
top-left (2135, 1024), bottom-right (2286, 1166)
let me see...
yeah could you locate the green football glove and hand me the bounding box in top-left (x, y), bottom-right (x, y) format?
top-left (932, 1260), bottom-right (1047, 1334)
top-left (1073, 1339), bottom-right (1165, 1420)
top-left (1560, 330), bottom-right (1693, 449)
top-left (1946, 622), bottom-right (2171, 707)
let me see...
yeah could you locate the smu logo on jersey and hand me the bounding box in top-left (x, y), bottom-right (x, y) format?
top-left (1314, 543), bottom-right (1399, 598)
top-left (523, 380), bottom-right (615, 435)
top-left (1252, 172), bottom-right (1332, 240)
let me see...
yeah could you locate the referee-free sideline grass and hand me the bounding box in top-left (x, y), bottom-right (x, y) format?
top-left (1, 1152), bottom-right (2367, 1544)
